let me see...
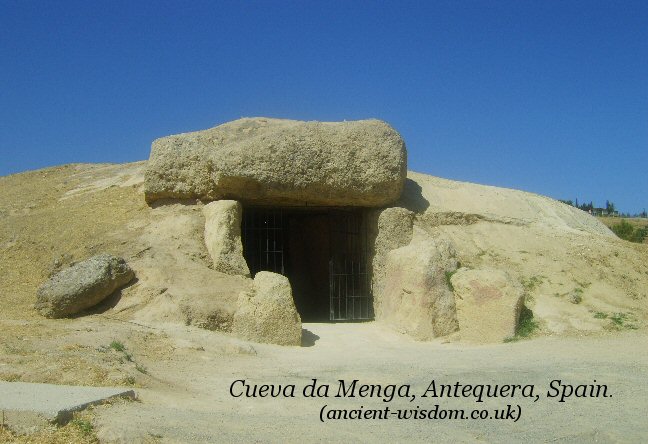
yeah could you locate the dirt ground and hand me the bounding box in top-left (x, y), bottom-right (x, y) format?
top-left (2, 314), bottom-right (647, 443)
top-left (90, 320), bottom-right (647, 443)
top-left (1, 162), bottom-right (647, 442)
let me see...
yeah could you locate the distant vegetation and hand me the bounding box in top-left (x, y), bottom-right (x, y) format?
top-left (558, 198), bottom-right (647, 219)
top-left (609, 220), bottom-right (648, 243)
top-left (558, 198), bottom-right (647, 243)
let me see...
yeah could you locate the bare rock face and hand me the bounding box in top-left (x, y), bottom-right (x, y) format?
top-left (451, 268), bottom-right (524, 343)
top-left (231, 272), bottom-right (302, 346)
top-left (368, 207), bottom-right (415, 316)
top-left (144, 117), bottom-right (407, 206)
top-left (379, 229), bottom-right (459, 339)
top-left (35, 254), bottom-right (134, 318)
top-left (203, 200), bottom-right (250, 277)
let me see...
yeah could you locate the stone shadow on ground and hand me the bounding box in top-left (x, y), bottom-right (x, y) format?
top-left (397, 178), bottom-right (430, 213)
top-left (74, 278), bottom-right (140, 317)
top-left (148, 198), bottom-right (204, 209)
top-left (301, 329), bottom-right (320, 347)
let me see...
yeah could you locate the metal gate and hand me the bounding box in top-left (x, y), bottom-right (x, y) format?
top-left (241, 207), bottom-right (373, 321)
top-left (328, 211), bottom-right (373, 321)
top-left (241, 207), bottom-right (286, 275)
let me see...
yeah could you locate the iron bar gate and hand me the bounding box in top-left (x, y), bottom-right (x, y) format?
top-left (241, 207), bottom-right (286, 275)
top-left (241, 207), bottom-right (373, 321)
top-left (328, 211), bottom-right (373, 321)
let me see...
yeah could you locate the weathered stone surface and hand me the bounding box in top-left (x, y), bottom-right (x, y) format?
top-left (179, 292), bottom-right (238, 332)
top-left (203, 200), bottom-right (250, 276)
top-left (451, 268), bottom-right (524, 343)
top-left (35, 254), bottom-right (134, 318)
top-left (404, 171), bottom-right (614, 236)
top-left (368, 207), bottom-right (414, 316)
top-left (232, 272), bottom-right (302, 346)
top-left (122, 201), bottom-right (252, 331)
top-left (144, 117), bottom-right (407, 206)
top-left (379, 229), bottom-right (458, 339)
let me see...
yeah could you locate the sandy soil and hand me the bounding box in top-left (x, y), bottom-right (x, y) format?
top-left (89, 320), bottom-right (648, 443)
top-left (1, 162), bottom-right (647, 442)
top-left (3, 312), bottom-right (646, 442)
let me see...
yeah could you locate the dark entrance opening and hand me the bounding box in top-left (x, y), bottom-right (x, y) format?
top-left (241, 207), bottom-right (373, 322)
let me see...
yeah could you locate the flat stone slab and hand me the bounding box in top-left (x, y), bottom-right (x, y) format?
top-left (0, 381), bottom-right (135, 432)
top-left (144, 117), bottom-right (407, 206)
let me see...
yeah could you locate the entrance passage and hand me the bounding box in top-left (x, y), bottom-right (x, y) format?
top-left (241, 207), bottom-right (373, 322)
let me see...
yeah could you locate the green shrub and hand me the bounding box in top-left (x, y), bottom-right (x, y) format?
top-left (71, 418), bottom-right (94, 436)
top-left (633, 226), bottom-right (648, 243)
top-left (504, 307), bottom-right (539, 342)
top-left (516, 307), bottom-right (538, 338)
top-left (521, 275), bottom-right (544, 292)
top-left (109, 340), bottom-right (126, 352)
top-left (445, 270), bottom-right (456, 291)
top-left (611, 220), bottom-right (647, 243)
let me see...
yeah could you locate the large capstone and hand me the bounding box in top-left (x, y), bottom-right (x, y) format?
top-left (144, 117), bottom-right (407, 206)
top-left (35, 254), bottom-right (134, 318)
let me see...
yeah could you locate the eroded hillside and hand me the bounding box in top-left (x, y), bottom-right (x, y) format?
top-left (1, 162), bottom-right (647, 386)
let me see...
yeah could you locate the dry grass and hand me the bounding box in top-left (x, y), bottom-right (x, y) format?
top-left (598, 217), bottom-right (648, 243)
top-left (0, 411), bottom-right (98, 444)
top-left (0, 163), bottom-right (149, 320)
top-left (0, 318), bottom-right (174, 387)
top-left (0, 163), bottom-right (157, 387)
top-left (598, 216), bottom-right (648, 228)
top-left (0, 162), bottom-right (647, 441)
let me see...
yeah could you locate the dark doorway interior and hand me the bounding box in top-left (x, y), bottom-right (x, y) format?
top-left (241, 207), bottom-right (372, 322)
top-left (287, 212), bottom-right (330, 321)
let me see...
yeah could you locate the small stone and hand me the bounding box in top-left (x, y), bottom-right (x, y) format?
top-left (569, 292), bottom-right (583, 304)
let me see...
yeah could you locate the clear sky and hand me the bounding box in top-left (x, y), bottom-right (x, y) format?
top-left (1, 1), bottom-right (646, 213)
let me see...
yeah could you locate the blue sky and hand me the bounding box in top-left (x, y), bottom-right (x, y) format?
top-left (1, 1), bottom-right (646, 212)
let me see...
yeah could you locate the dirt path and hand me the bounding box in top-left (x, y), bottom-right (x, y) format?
top-left (93, 323), bottom-right (648, 443)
